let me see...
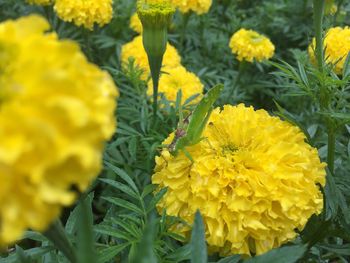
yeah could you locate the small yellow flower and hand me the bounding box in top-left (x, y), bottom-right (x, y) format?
top-left (0, 15), bottom-right (118, 246)
top-left (147, 66), bottom-right (203, 104)
top-left (153, 104), bottom-right (326, 256)
top-left (171, 0), bottom-right (212, 14)
top-left (54, 0), bottom-right (113, 30)
top-left (26, 0), bottom-right (53, 5)
top-left (130, 12), bottom-right (143, 34)
top-left (309, 26), bottom-right (350, 75)
top-left (120, 35), bottom-right (181, 80)
top-left (229, 29), bottom-right (275, 63)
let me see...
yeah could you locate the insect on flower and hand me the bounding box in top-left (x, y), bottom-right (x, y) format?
top-left (166, 84), bottom-right (223, 161)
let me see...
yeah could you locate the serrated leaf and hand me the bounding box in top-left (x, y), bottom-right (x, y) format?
top-left (165, 244), bottom-right (191, 261)
top-left (245, 244), bottom-right (307, 263)
top-left (97, 243), bottom-right (130, 263)
top-left (190, 210), bottom-right (207, 263)
top-left (105, 162), bottom-right (139, 193)
top-left (102, 196), bottom-right (144, 215)
top-left (94, 225), bottom-right (132, 241)
top-left (100, 178), bottom-right (139, 200)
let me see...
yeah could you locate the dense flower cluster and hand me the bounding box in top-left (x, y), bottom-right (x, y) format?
top-left (147, 66), bottom-right (203, 104)
top-left (130, 12), bottom-right (142, 34)
top-left (0, 15), bottom-right (118, 246)
top-left (54, 0), bottom-right (113, 30)
top-left (229, 29), bottom-right (275, 63)
top-left (171, 0), bottom-right (212, 14)
top-left (153, 104), bottom-right (326, 256)
top-left (26, 0), bottom-right (52, 5)
top-left (121, 35), bottom-right (181, 80)
top-left (308, 26), bottom-right (350, 75)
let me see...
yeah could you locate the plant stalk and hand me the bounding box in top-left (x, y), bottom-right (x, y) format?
top-left (313, 0), bottom-right (325, 72)
top-left (44, 220), bottom-right (77, 263)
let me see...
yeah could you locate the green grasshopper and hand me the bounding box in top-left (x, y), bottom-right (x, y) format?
top-left (167, 84), bottom-right (223, 161)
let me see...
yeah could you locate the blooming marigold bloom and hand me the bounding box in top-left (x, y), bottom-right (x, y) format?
top-left (308, 27), bottom-right (350, 75)
top-left (121, 35), bottom-right (181, 80)
top-left (130, 12), bottom-right (142, 33)
top-left (147, 66), bottom-right (203, 104)
top-left (171, 0), bottom-right (212, 14)
top-left (54, 0), bottom-right (113, 30)
top-left (26, 0), bottom-right (52, 5)
top-left (153, 104), bottom-right (326, 256)
top-left (0, 15), bottom-right (118, 246)
top-left (229, 29), bottom-right (275, 63)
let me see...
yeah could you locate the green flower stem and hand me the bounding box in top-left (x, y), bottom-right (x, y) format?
top-left (313, 0), bottom-right (336, 174)
top-left (180, 12), bottom-right (192, 47)
top-left (44, 220), bottom-right (77, 263)
top-left (227, 61), bottom-right (245, 104)
top-left (327, 123), bottom-right (336, 174)
top-left (313, 0), bottom-right (325, 72)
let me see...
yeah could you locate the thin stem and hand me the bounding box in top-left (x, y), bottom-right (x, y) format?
top-left (327, 123), bottom-right (335, 174)
top-left (180, 12), bottom-right (191, 47)
top-left (313, 0), bottom-right (326, 72)
top-left (227, 61), bottom-right (245, 104)
top-left (44, 220), bottom-right (77, 263)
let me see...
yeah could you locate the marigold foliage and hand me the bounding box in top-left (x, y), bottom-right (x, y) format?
top-left (26, 0), bottom-right (52, 5)
top-left (153, 104), bottom-right (326, 256)
top-left (130, 13), bottom-right (142, 34)
top-left (229, 29), bottom-right (275, 63)
top-left (120, 35), bottom-right (181, 80)
top-left (171, 0), bottom-right (212, 14)
top-left (0, 15), bottom-right (118, 246)
top-left (147, 66), bottom-right (203, 104)
top-left (54, 0), bottom-right (113, 30)
top-left (309, 26), bottom-right (350, 75)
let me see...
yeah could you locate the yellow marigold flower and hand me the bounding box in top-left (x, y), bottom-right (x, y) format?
top-left (0, 15), bottom-right (118, 246)
top-left (130, 12), bottom-right (142, 33)
top-left (229, 28), bottom-right (275, 63)
top-left (171, 0), bottom-right (212, 14)
top-left (308, 27), bottom-right (350, 75)
top-left (120, 35), bottom-right (181, 80)
top-left (54, 0), bottom-right (113, 30)
top-left (147, 66), bottom-right (203, 104)
top-left (26, 0), bottom-right (52, 5)
top-left (153, 104), bottom-right (326, 256)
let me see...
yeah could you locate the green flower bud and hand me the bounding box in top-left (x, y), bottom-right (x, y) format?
top-left (137, 0), bottom-right (175, 117)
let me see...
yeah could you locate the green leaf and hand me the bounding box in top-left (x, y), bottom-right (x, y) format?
top-left (146, 187), bottom-right (167, 213)
top-left (245, 244), bottom-right (307, 263)
top-left (102, 196), bottom-right (144, 215)
top-left (94, 224), bottom-right (132, 241)
top-left (99, 178), bottom-right (139, 200)
top-left (342, 52), bottom-right (350, 78)
top-left (1, 246), bottom-right (54, 263)
top-left (77, 193), bottom-right (97, 263)
top-left (216, 255), bottom-right (241, 263)
top-left (165, 244), bottom-right (191, 261)
top-left (318, 244), bottom-right (350, 256)
top-left (190, 210), bottom-right (207, 263)
top-left (105, 162), bottom-right (139, 193)
top-left (97, 243), bottom-right (130, 263)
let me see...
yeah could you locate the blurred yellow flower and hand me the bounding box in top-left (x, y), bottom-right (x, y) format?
top-left (26, 0), bottom-right (52, 5)
top-left (147, 66), bottom-right (203, 104)
top-left (54, 0), bottom-right (113, 30)
top-left (0, 15), bottom-right (118, 246)
top-left (120, 35), bottom-right (181, 80)
top-left (229, 29), bottom-right (275, 63)
top-left (171, 0), bottom-right (212, 14)
top-left (153, 104), bottom-right (326, 256)
top-left (130, 12), bottom-right (142, 33)
top-left (309, 26), bottom-right (350, 75)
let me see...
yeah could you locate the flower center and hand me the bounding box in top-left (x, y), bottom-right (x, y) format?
top-left (221, 144), bottom-right (238, 155)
